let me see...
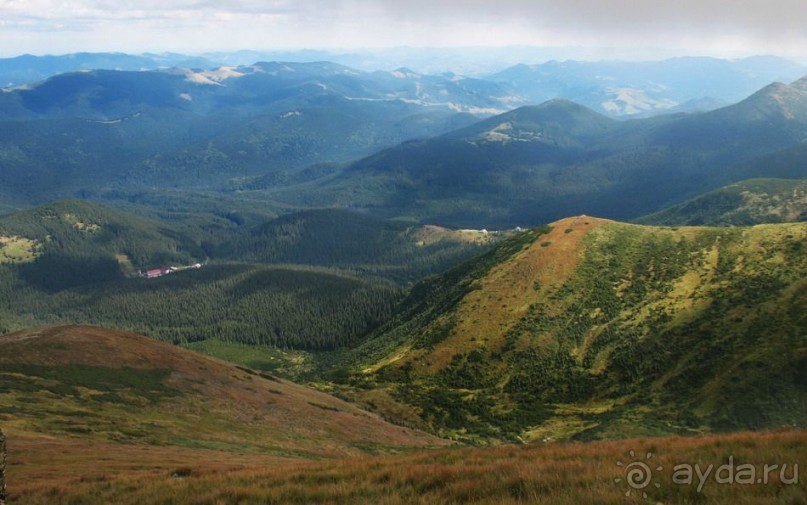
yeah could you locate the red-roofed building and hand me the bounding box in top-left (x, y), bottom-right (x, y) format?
top-left (146, 267), bottom-right (172, 279)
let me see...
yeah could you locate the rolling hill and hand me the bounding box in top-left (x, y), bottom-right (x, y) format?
top-left (638, 178), bottom-right (807, 225)
top-left (0, 325), bottom-right (443, 457)
top-left (0, 263), bottom-right (404, 350)
top-left (212, 208), bottom-right (497, 283)
top-left (2, 327), bottom-right (800, 504)
top-left (0, 203), bottom-right (405, 350)
top-left (335, 217), bottom-right (807, 443)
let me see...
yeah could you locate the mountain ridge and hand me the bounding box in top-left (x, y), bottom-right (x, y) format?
top-left (337, 217), bottom-right (807, 442)
top-left (284, 79), bottom-right (807, 227)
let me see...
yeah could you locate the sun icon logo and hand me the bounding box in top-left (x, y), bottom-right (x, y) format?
top-left (615, 450), bottom-right (663, 499)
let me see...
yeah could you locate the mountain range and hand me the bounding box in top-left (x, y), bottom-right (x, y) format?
top-left (489, 55), bottom-right (807, 116)
top-left (4, 52), bottom-right (805, 117)
top-left (285, 76), bottom-right (807, 227)
top-left (0, 61), bottom-right (509, 206)
top-left (1, 58), bottom-right (806, 229)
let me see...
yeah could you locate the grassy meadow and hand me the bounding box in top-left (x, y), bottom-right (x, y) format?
top-left (7, 430), bottom-right (805, 504)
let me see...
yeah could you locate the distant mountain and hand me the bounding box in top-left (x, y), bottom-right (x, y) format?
top-left (489, 56), bottom-right (807, 116)
top-left (442, 98), bottom-right (616, 144)
top-left (792, 76), bottom-right (807, 93)
top-left (0, 52), bottom-right (218, 88)
top-left (3, 68), bottom-right (807, 226)
top-left (0, 325), bottom-right (442, 455)
top-left (5, 52), bottom-right (804, 119)
top-left (0, 62), bottom-right (510, 203)
top-left (638, 178), bottom-right (807, 226)
top-left (0, 61), bottom-right (515, 120)
top-left (292, 77), bottom-right (807, 227)
top-left (294, 100), bottom-right (621, 226)
top-left (338, 217), bottom-right (807, 442)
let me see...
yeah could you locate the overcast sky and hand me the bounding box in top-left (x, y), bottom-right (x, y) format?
top-left (1, 0), bottom-right (806, 60)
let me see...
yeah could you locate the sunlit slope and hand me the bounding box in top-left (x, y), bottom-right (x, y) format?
top-left (347, 218), bottom-right (807, 442)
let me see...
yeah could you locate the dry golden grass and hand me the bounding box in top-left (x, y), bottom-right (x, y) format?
top-left (8, 430), bottom-right (805, 504)
top-left (420, 216), bottom-right (608, 372)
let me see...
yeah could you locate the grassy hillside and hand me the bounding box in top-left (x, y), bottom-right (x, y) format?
top-left (0, 325), bottom-right (443, 459)
top-left (11, 429), bottom-right (806, 504)
top-left (338, 218), bottom-right (807, 442)
top-left (638, 178), bottom-right (807, 226)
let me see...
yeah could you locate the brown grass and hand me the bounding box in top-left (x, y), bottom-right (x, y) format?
top-left (8, 429), bottom-right (805, 504)
top-left (0, 326), bottom-right (446, 459)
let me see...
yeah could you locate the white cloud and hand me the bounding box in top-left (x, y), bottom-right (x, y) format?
top-left (0, 0), bottom-right (805, 58)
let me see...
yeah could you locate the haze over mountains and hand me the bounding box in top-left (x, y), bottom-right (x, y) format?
top-left (1, 48), bottom-right (806, 504)
top-left (3, 52), bottom-right (805, 117)
top-left (286, 75), bottom-right (807, 226)
top-left (1, 54), bottom-right (806, 229)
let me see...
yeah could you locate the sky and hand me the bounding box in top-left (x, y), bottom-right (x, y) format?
top-left (1, 0), bottom-right (806, 60)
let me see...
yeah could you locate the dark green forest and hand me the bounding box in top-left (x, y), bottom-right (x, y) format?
top-left (0, 263), bottom-right (400, 350)
top-left (0, 200), bottom-right (490, 350)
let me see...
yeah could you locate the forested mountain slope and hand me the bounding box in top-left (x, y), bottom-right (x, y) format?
top-left (638, 178), bottom-right (807, 225)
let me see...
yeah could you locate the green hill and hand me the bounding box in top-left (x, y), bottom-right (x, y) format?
top-left (0, 203), bottom-right (498, 348)
top-left (336, 217), bottom-right (807, 442)
top-left (638, 178), bottom-right (807, 225)
top-left (0, 199), bottom-right (205, 289)
top-left (213, 208), bottom-right (496, 284)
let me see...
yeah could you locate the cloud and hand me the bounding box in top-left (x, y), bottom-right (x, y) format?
top-left (0, 0), bottom-right (805, 58)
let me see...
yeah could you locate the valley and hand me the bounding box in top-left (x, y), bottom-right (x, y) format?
top-left (1, 48), bottom-right (806, 505)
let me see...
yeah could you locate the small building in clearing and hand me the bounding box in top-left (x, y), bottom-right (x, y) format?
top-left (146, 267), bottom-right (172, 279)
